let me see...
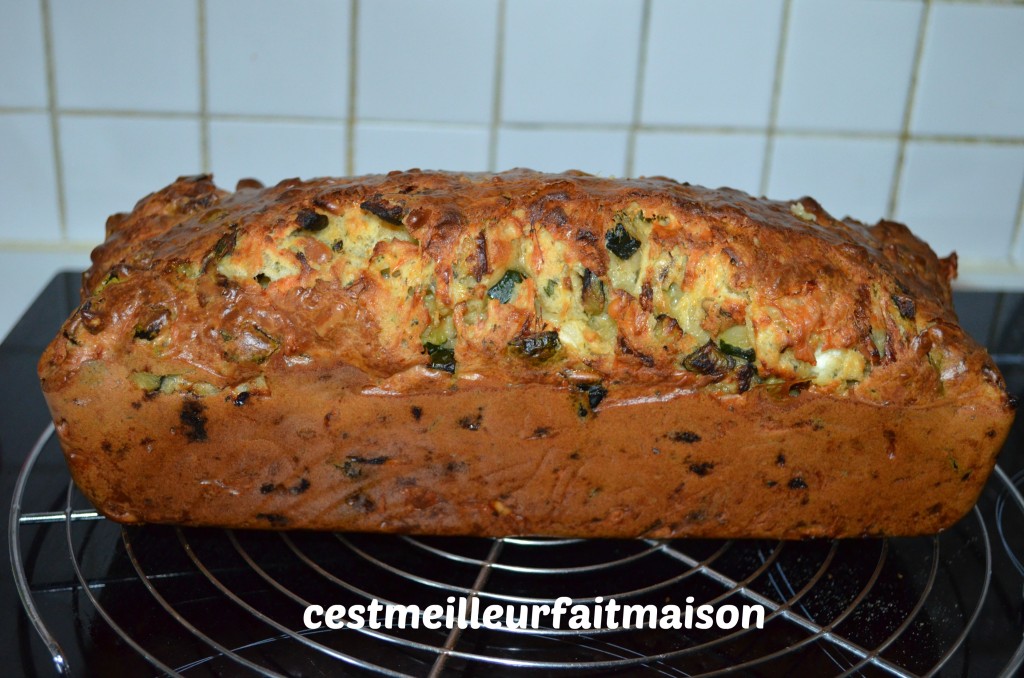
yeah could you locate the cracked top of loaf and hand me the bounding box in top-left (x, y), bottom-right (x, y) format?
top-left (40, 169), bottom-right (1005, 406)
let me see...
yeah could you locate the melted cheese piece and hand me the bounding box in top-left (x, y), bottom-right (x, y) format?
top-left (812, 348), bottom-right (866, 385)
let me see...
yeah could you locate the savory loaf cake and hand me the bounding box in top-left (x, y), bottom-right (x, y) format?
top-left (38, 170), bottom-right (1015, 538)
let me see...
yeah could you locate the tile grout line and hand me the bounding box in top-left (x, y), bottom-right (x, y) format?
top-left (486, 0), bottom-right (507, 173)
top-left (39, 0), bottom-right (68, 242)
top-left (624, 0), bottom-right (652, 178)
top-left (46, 108), bottom-right (199, 120)
top-left (0, 106), bottom-right (49, 115)
top-left (341, 119), bottom-right (490, 133)
top-left (345, 0), bottom-right (359, 175)
top-left (885, 0), bottom-right (932, 220)
top-left (758, 0), bottom-right (794, 198)
top-left (7, 103), bottom-right (1024, 147)
top-left (197, 0), bottom-right (210, 173)
top-left (935, 0), bottom-right (1024, 5)
top-left (1009, 172), bottom-right (1024, 264)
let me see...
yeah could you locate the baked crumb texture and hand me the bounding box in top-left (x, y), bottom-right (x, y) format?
top-left (39, 171), bottom-right (1016, 538)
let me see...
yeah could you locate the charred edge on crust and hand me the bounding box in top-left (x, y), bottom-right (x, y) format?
top-left (296, 209), bottom-right (329, 232)
top-left (618, 336), bottom-right (655, 367)
top-left (737, 364), bottom-right (755, 394)
top-left (891, 293), bottom-right (916, 320)
top-left (472, 230), bottom-right (489, 282)
top-left (359, 196), bottom-right (405, 225)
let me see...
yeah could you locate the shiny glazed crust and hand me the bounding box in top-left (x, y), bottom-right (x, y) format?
top-left (38, 170), bottom-right (1016, 538)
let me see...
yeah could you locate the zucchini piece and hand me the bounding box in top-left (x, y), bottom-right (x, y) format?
top-left (509, 331), bottom-right (561, 361)
top-left (718, 324), bottom-right (756, 362)
top-left (211, 228), bottom-right (237, 258)
top-left (133, 307), bottom-right (169, 341)
top-left (424, 342), bottom-right (456, 373)
top-left (582, 383), bottom-right (607, 409)
top-left (604, 223), bottom-right (640, 260)
top-left (95, 267), bottom-right (127, 292)
top-left (719, 340), bottom-right (755, 363)
top-left (130, 372), bottom-right (162, 392)
top-left (574, 382), bottom-right (608, 418)
top-left (580, 268), bottom-right (606, 315)
top-left (486, 270), bottom-right (525, 304)
top-left (682, 340), bottom-right (735, 378)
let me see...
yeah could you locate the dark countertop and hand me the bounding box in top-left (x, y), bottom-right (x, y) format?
top-left (2, 273), bottom-right (83, 672)
top-left (3, 273), bottom-right (1023, 676)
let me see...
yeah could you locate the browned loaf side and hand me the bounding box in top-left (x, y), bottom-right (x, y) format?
top-left (38, 170), bottom-right (1016, 538)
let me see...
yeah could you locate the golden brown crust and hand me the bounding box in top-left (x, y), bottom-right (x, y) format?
top-left (38, 170), bottom-right (1016, 538)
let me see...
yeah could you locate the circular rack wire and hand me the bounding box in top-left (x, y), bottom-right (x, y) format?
top-left (10, 422), bottom-right (1024, 677)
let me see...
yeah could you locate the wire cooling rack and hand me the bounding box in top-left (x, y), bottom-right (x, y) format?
top-left (10, 422), bottom-right (1024, 677)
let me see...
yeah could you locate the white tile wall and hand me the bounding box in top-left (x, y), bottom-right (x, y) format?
top-left (355, 123), bottom-right (489, 174)
top-left (51, 0), bottom-right (199, 112)
top-left (633, 132), bottom-right (764, 195)
top-left (767, 136), bottom-right (899, 222)
top-left (896, 142), bottom-right (1024, 262)
top-left (503, 0), bottom-right (644, 125)
top-left (210, 119), bottom-right (347, 189)
top-left (496, 127), bottom-right (628, 177)
top-left (776, 0), bottom-right (921, 133)
top-left (0, 114), bottom-right (61, 242)
top-left (358, 0), bottom-right (498, 124)
top-left (912, 3), bottom-right (1024, 137)
top-left (206, 0), bottom-right (351, 117)
top-left (2, 0), bottom-right (1024, 341)
top-left (60, 116), bottom-right (201, 244)
top-left (642, 0), bottom-right (784, 128)
top-left (0, 1), bottom-right (48, 108)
